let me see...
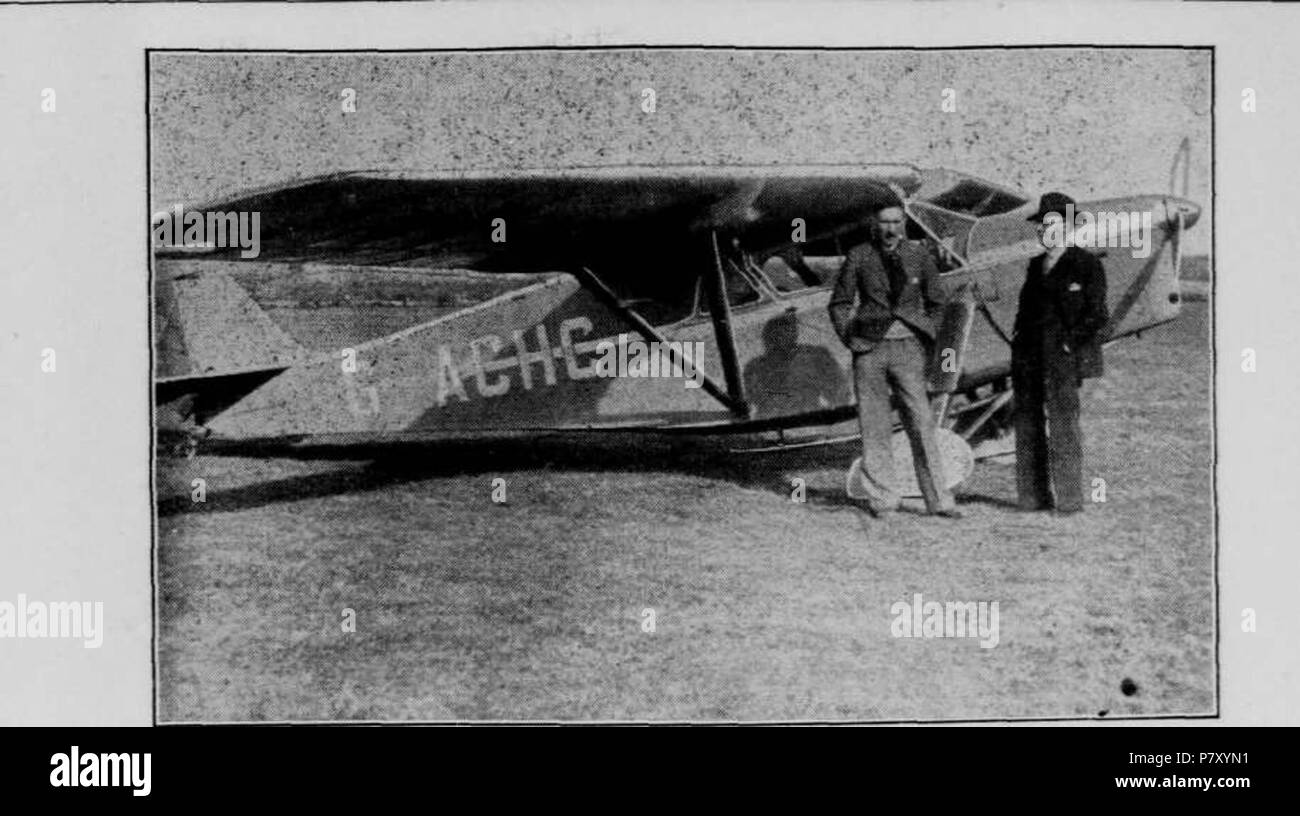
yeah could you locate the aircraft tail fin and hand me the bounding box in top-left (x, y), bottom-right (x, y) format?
top-left (155, 261), bottom-right (304, 380)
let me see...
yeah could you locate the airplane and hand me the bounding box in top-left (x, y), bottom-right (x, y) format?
top-left (154, 158), bottom-right (1202, 494)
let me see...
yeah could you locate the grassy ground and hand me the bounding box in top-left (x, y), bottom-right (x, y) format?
top-left (156, 302), bottom-right (1214, 722)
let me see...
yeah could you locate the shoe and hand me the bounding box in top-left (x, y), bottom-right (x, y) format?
top-left (1052, 506), bottom-right (1083, 517)
top-left (931, 508), bottom-right (964, 519)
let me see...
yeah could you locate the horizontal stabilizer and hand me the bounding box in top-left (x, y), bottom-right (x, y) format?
top-left (156, 364), bottom-right (289, 409)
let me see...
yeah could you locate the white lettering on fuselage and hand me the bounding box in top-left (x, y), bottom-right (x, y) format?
top-left (431, 316), bottom-right (706, 406)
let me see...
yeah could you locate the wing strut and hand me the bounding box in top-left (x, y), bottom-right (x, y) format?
top-left (571, 265), bottom-right (749, 417)
top-left (704, 232), bottom-right (751, 417)
top-left (926, 287), bottom-right (978, 425)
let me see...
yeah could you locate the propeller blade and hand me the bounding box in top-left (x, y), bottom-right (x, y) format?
top-left (1169, 136), bottom-right (1191, 198)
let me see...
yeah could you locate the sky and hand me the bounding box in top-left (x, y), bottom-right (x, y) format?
top-left (150, 48), bottom-right (1211, 254)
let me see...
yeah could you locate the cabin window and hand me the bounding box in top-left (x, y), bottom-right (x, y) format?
top-left (718, 253), bottom-right (762, 307)
top-left (926, 178), bottom-right (1028, 218)
top-left (692, 244), bottom-right (764, 317)
top-left (759, 250), bottom-right (828, 293)
top-left (906, 201), bottom-right (976, 271)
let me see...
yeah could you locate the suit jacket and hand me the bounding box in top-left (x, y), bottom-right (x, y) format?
top-left (1012, 246), bottom-right (1109, 383)
top-left (828, 240), bottom-right (945, 353)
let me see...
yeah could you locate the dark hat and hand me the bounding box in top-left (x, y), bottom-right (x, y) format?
top-left (1027, 191), bottom-right (1076, 223)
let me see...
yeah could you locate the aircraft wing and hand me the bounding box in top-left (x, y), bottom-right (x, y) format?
top-left (154, 164), bottom-right (921, 271)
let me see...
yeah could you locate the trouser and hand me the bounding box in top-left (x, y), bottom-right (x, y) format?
top-left (851, 336), bottom-right (955, 513)
top-left (1012, 356), bottom-right (1084, 511)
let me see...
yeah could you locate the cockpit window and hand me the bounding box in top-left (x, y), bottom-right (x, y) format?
top-left (906, 201), bottom-right (975, 270)
top-left (759, 250), bottom-right (828, 293)
top-left (720, 254), bottom-right (762, 307)
top-left (926, 178), bottom-right (1028, 217)
top-left (761, 256), bottom-right (808, 293)
top-left (906, 171), bottom-right (1032, 269)
top-left (694, 246), bottom-right (763, 316)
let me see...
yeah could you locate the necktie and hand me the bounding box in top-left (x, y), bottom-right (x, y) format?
top-left (884, 249), bottom-right (906, 308)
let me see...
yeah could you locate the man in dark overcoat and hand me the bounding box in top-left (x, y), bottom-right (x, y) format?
top-left (1013, 192), bottom-right (1110, 514)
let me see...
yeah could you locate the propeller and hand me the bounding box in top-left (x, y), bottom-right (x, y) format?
top-left (1169, 136), bottom-right (1191, 199)
top-left (1165, 137), bottom-right (1192, 281)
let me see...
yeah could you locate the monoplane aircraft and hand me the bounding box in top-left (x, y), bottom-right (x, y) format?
top-left (154, 158), bottom-right (1201, 489)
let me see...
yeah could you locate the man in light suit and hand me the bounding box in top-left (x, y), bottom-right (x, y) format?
top-left (1012, 192), bottom-right (1110, 515)
top-left (828, 203), bottom-right (961, 519)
